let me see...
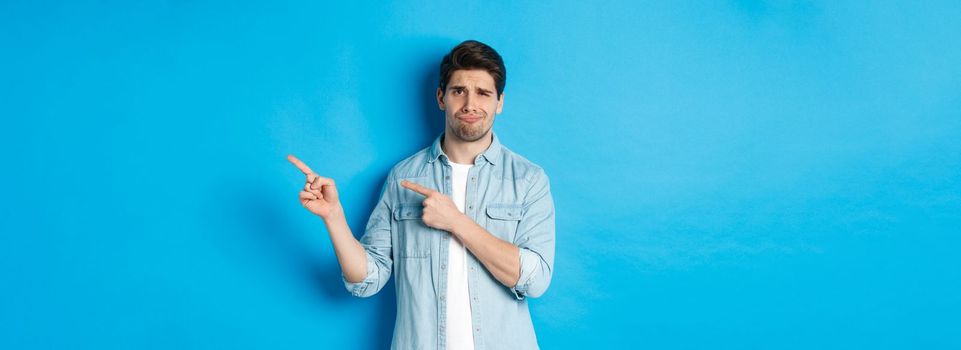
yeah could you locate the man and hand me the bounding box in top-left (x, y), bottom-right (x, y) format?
top-left (288, 40), bottom-right (555, 349)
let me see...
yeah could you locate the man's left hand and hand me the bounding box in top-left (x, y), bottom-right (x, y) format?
top-left (401, 180), bottom-right (466, 232)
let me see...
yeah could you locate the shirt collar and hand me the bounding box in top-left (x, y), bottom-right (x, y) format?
top-left (428, 131), bottom-right (502, 166)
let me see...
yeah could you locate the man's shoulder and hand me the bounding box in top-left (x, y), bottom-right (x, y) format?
top-left (494, 143), bottom-right (549, 183)
top-left (385, 146), bottom-right (433, 181)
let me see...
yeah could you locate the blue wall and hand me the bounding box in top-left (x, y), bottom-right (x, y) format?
top-left (2, 1), bottom-right (959, 348)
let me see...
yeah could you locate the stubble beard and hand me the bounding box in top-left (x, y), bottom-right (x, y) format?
top-left (449, 113), bottom-right (492, 142)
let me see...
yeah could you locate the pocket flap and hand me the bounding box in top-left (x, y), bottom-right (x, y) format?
top-left (486, 206), bottom-right (523, 221)
top-left (393, 204), bottom-right (423, 221)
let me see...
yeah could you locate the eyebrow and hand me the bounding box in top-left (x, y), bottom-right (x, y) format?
top-left (449, 85), bottom-right (494, 95)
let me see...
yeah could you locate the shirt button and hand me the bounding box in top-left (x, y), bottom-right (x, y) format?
top-left (440, 295), bottom-right (446, 301)
top-left (441, 264), bottom-right (447, 270)
top-left (445, 175), bottom-right (450, 180)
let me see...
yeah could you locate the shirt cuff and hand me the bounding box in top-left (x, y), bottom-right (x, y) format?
top-left (511, 248), bottom-right (541, 300)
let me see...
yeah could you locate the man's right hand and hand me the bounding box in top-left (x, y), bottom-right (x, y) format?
top-left (288, 154), bottom-right (367, 284)
top-left (288, 154), bottom-right (342, 220)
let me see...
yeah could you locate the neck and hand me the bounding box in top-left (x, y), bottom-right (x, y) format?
top-left (442, 130), bottom-right (493, 165)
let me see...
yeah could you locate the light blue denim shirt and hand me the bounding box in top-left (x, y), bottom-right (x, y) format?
top-left (343, 132), bottom-right (555, 349)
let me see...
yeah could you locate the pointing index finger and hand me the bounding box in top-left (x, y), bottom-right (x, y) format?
top-left (401, 180), bottom-right (435, 197)
top-left (287, 154), bottom-right (314, 175)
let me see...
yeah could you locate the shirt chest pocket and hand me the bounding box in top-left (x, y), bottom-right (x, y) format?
top-left (392, 203), bottom-right (432, 258)
top-left (485, 204), bottom-right (524, 243)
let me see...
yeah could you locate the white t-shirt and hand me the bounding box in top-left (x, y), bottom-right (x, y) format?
top-left (447, 161), bottom-right (475, 349)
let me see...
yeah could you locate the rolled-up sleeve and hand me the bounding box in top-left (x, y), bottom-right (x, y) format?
top-left (511, 169), bottom-right (555, 300)
top-left (343, 177), bottom-right (394, 298)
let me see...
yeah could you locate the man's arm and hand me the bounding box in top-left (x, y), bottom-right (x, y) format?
top-left (341, 181), bottom-right (394, 297)
top-left (450, 216), bottom-right (521, 287)
top-left (401, 170), bottom-right (555, 299)
top-left (288, 154), bottom-right (392, 297)
top-left (322, 206), bottom-right (369, 283)
top-left (501, 170), bottom-right (555, 299)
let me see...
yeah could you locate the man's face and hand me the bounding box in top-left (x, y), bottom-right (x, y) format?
top-left (436, 69), bottom-right (504, 143)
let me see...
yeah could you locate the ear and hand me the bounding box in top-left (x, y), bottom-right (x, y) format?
top-left (496, 93), bottom-right (504, 114)
top-left (436, 88), bottom-right (445, 111)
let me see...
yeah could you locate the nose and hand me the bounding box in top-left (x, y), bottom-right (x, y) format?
top-left (461, 93), bottom-right (477, 113)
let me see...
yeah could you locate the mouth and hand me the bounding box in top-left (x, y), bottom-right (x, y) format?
top-left (458, 115), bottom-right (483, 123)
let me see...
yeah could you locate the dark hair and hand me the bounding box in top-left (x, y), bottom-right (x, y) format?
top-left (439, 40), bottom-right (506, 98)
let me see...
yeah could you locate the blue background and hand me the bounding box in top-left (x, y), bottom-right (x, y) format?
top-left (2, 1), bottom-right (960, 349)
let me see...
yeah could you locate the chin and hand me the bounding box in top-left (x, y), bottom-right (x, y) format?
top-left (456, 127), bottom-right (491, 142)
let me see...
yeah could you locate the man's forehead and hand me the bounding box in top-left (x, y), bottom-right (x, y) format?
top-left (448, 69), bottom-right (496, 88)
